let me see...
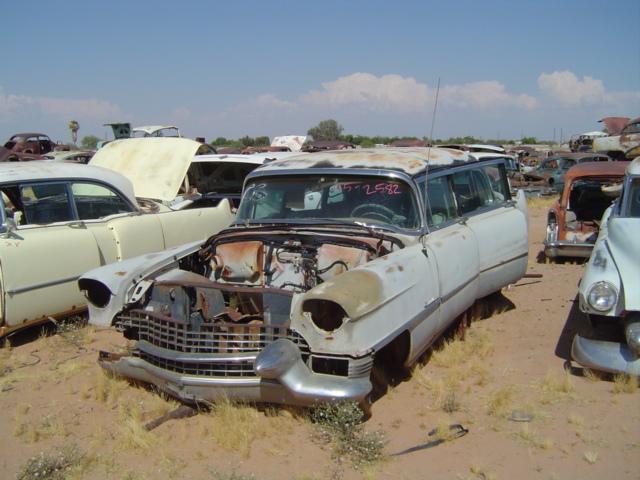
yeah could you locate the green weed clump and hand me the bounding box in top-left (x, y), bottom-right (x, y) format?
top-left (311, 401), bottom-right (385, 468)
top-left (17, 444), bottom-right (84, 480)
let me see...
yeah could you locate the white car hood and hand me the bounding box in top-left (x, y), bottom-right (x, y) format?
top-left (90, 137), bottom-right (202, 201)
top-left (607, 217), bottom-right (640, 310)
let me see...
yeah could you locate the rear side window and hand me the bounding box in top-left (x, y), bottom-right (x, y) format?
top-left (20, 183), bottom-right (73, 224)
top-left (426, 176), bottom-right (457, 226)
top-left (452, 165), bottom-right (509, 215)
top-left (71, 182), bottom-right (133, 220)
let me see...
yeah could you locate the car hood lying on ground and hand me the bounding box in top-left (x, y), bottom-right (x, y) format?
top-left (90, 137), bottom-right (205, 202)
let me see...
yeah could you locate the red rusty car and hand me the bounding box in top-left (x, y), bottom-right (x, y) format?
top-left (4, 132), bottom-right (56, 155)
top-left (544, 162), bottom-right (628, 259)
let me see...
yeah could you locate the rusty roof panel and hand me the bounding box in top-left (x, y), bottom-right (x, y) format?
top-left (256, 147), bottom-right (472, 176)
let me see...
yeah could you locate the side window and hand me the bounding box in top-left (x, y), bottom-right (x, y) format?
top-left (452, 170), bottom-right (481, 215)
top-left (480, 164), bottom-right (509, 204)
top-left (426, 176), bottom-right (457, 226)
top-left (20, 183), bottom-right (74, 225)
top-left (71, 183), bottom-right (133, 220)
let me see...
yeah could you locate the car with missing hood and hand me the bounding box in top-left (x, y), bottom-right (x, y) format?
top-left (0, 140), bottom-right (246, 337)
top-left (573, 157), bottom-right (640, 375)
top-left (79, 147), bottom-right (529, 410)
top-left (544, 162), bottom-right (627, 259)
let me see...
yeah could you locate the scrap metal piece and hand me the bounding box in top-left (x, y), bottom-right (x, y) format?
top-left (390, 424), bottom-right (469, 456)
top-left (144, 405), bottom-right (198, 431)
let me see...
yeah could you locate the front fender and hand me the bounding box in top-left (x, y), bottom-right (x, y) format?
top-left (78, 240), bottom-right (203, 327)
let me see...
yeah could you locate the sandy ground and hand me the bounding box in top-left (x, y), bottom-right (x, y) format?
top-left (0, 201), bottom-right (638, 480)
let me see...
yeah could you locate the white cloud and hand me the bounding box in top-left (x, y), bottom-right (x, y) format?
top-left (537, 70), bottom-right (605, 105)
top-left (0, 87), bottom-right (122, 122)
top-left (440, 81), bottom-right (538, 110)
top-left (299, 73), bottom-right (432, 112)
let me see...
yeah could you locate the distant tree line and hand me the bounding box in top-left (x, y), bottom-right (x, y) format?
top-left (79, 118), bottom-right (550, 151)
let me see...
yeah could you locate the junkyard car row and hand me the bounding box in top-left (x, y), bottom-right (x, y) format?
top-left (0, 126), bottom-right (638, 413)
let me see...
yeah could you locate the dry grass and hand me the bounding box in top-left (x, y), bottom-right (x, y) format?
top-left (486, 385), bottom-right (516, 418)
top-left (527, 196), bottom-right (557, 209)
top-left (514, 424), bottom-right (554, 450)
top-left (567, 413), bottom-right (584, 427)
top-left (94, 371), bottom-right (130, 405)
top-left (469, 464), bottom-right (498, 480)
top-left (612, 374), bottom-right (638, 394)
top-left (583, 450), bottom-right (599, 465)
top-left (14, 405), bottom-right (68, 443)
top-left (538, 370), bottom-right (576, 404)
top-left (431, 330), bottom-right (494, 368)
top-left (201, 396), bottom-right (292, 458)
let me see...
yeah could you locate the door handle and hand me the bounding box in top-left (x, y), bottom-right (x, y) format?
top-left (67, 221), bottom-right (86, 229)
top-left (458, 216), bottom-right (468, 225)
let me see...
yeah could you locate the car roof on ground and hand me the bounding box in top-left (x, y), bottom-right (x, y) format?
top-left (0, 161), bottom-right (137, 203)
top-left (254, 147), bottom-right (473, 176)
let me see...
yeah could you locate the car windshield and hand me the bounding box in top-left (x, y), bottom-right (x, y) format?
top-left (236, 175), bottom-right (420, 229)
top-left (624, 177), bottom-right (640, 217)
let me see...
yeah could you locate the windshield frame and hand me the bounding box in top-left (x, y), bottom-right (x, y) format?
top-left (233, 168), bottom-right (425, 234)
top-left (620, 175), bottom-right (640, 218)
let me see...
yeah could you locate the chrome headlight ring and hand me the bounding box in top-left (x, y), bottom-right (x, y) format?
top-left (587, 281), bottom-right (618, 313)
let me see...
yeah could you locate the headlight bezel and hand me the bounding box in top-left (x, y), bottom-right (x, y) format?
top-left (586, 281), bottom-right (618, 312)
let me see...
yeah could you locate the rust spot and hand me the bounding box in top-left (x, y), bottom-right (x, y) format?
top-left (398, 265), bottom-right (404, 271)
top-left (115, 271), bottom-right (127, 276)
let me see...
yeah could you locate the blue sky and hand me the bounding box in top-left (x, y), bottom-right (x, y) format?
top-left (1, 0), bottom-right (639, 144)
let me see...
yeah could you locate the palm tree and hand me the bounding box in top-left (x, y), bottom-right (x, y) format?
top-left (68, 120), bottom-right (79, 145)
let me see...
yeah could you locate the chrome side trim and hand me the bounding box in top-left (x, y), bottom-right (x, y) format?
top-left (442, 275), bottom-right (478, 303)
top-left (6, 275), bottom-right (80, 295)
top-left (479, 252), bottom-right (528, 274)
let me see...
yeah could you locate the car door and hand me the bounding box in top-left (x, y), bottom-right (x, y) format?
top-left (454, 163), bottom-right (528, 297)
top-left (421, 174), bottom-right (479, 332)
top-left (0, 182), bottom-right (101, 330)
top-left (68, 181), bottom-right (165, 264)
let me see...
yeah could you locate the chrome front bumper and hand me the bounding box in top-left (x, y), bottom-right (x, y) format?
top-left (571, 335), bottom-right (640, 376)
top-left (544, 241), bottom-right (594, 259)
top-left (99, 339), bottom-right (372, 406)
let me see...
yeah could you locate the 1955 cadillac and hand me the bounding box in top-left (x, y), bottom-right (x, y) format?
top-left (573, 157), bottom-right (640, 375)
top-left (79, 147), bottom-right (529, 408)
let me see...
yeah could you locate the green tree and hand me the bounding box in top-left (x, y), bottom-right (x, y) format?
top-left (254, 136), bottom-right (270, 147)
top-left (307, 119), bottom-right (344, 141)
top-left (81, 135), bottom-right (100, 149)
top-left (68, 120), bottom-right (79, 145)
top-left (521, 136), bottom-right (538, 144)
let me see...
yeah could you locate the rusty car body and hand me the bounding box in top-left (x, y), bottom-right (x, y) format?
top-left (79, 147), bottom-right (529, 409)
top-left (0, 141), bottom-right (240, 336)
top-left (573, 157), bottom-right (640, 375)
top-left (510, 152), bottom-right (610, 192)
top-left (593, 117), bottom-right (640, 160)
top-left (544, 162), bottom-right (627, 259)
top-left (4, 132), bottom-right (56, 155)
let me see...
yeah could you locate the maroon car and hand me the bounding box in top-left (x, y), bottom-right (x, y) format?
top-left (4, 133), bottom-right (56, 155)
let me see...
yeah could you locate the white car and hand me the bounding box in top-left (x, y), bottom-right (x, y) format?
top-left (79, 147), bottom-right (528, 410)
top-left (0, 141), bottom-right (240, 336)
top-left (573, 157), bottom-right (640, 375)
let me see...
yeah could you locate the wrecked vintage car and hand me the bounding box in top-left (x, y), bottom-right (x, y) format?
top-left (0, 155), bottom-right (235, 337)
top-left (593, 117), bottom-right (640, 161)
top-left (573, 157), bottom-right (640, 375)
top-left (510, 152), bottom-right (610, 192)
top-left (544, 162), bottom-right (627, 259)
top-left (79, 147), bottom-right (529, 408)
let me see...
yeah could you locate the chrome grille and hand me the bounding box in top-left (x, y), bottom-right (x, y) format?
top-left (133, 350), bottom-right (257, 377)
top-left (115, 310), bottom-right (310, 378)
